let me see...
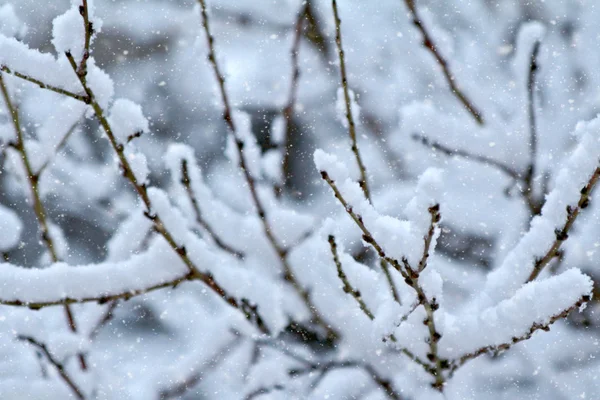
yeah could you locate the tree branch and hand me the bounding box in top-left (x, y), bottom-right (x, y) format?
top-left (180, 159), bottom-right (245, 258)
top-left (403, 0), bottom-right (484, 124)
top-left (331, 0), bottom-right (370, 199)
top-left (0, 66), bottom-right (89, 103)
top-left (290, 360), bottom-right (404, 400)
top-left (17, 336), bottom-right (85, 400)
top-left (277, 3), bottom-right (307, 195)
top-left (319, 170), bottom-right (447, 389)
top-left (449, 294), bottom-right (591, 375)
top-left (63, 51), bottom-right (269, 335)
top-left (328, 234), bottom-right (375, 319)
top-left (527, 166), bottom-right (600, 282)
top-left (523, 40), bottom-right (542, 216)
top-left (196, 0), bottom-right (336, 340)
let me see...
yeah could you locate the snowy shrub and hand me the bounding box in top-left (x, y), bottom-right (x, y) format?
top-left (0, 0), bottom-right (599, 399)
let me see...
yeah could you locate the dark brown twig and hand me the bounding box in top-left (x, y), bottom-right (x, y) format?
top-left (0, 66), bottom-right (89, 103)
top-left (331, 0), bottom-right (370, 199)
top-left (17, 336), bottom-right (85, 400)
top-left (76, 0), bottom-right (93, 80)
top-left (89, 301), bottom-right (118, 340)
top-left (0, 272), bottom-right (195, 309)
top-left (181, 160), bottom-right (244, 258)
top-left (403, 0), bottom-right (484, 124)
top-left (412, 134), bottom-right (520, 180)
top-left (418, 205), bottom-right (440, 272)
top-left (328, 235), bottom-right (375, 319)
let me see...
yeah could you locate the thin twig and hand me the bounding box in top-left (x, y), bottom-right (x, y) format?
top-left (290, 360), bottom-right (404, 400)
top-left (158, 334), bottom-right (242, 400)
top-left (180, 160), bottom-right (244, 258)
top-left (403, 0), bottom-right (484, 124)
top-left (0, 66), bottom-right (89, 103)
top-left (413, 133), bottom-right (543, 216)
top-left (449, 294), bottom-right (590, 375)
top-left (37, 117), bottom-right (82, 174)
top-left (527, 166), bottom-right (600, 282)
top-left (418, 205), bottom-right (440, 272)
top-left (196, 0), bottom-right (336, 340)
top-left (0, 74), bottom-right (87, 370)
top-left (245, 385), bottom-right (285, 400)
top-left (380, 258), bottom-right (402, 304)
top-left (328, 235), bottom-right (375, 319)
top-left (412, 134), bottom-right (520, 180)
top-left (276, 3), bottom-right (307, 195)
top-left (89, 300), bottom-right (119, 340)
top-left (523, 41), bottom-right (542, 216)
top-left (17, 336), bottom-right (85, 400)
top-left (76, 0), bottom-right (93, 80)
top-left (331, 0), bottom-right (370, 199)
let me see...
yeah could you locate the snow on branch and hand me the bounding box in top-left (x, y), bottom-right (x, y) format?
top-left (444, 269), bottom-right (592, 370)
top-left (481, 116), bottom-right (600, 307)
top-left (0, 239), bottom-right (193, 309)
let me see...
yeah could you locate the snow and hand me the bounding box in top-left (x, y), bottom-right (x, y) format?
top-left (442, 269), bottom-right (592, 359)
top-left (52, 0), bottom-right (102, 63)
top-left (2, 1), bottom-right (600, 399)
top-left (0, 4), bottom-right (26, 39)
top-left (335, 87), bottom-right (360, 129)
top-left (107, 99), bottom-right (149, 145)
top-left (0, 238), bottom-right (189, 306)
top-left (0, 204), bottom-right (22, 252)
top-left (481, 116), bottom-right (600, 307)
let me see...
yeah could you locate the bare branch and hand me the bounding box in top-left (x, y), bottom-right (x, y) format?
top-left (403, 0), bottom-right (484, 124)
top-left (17, 336), bottom-right (85, 400)
top-left (412, 133), bottom-right (520, 180)
top-left (76, 0), bottom-right (93, 80)
top-left (328, 234), bottom-right (375, 320)
top-left (277, 3), bottom-right (307, 195)
top-left (418, 204), bottom-right (440, 272)
top-left (180, 160), bottom-right (245, 258)
top-left (0, 66), bottom-right (89, 103)
top-left (37, 117), bottom-right (82, 174)
top-left (331, 0), bottom-right (370, 199)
